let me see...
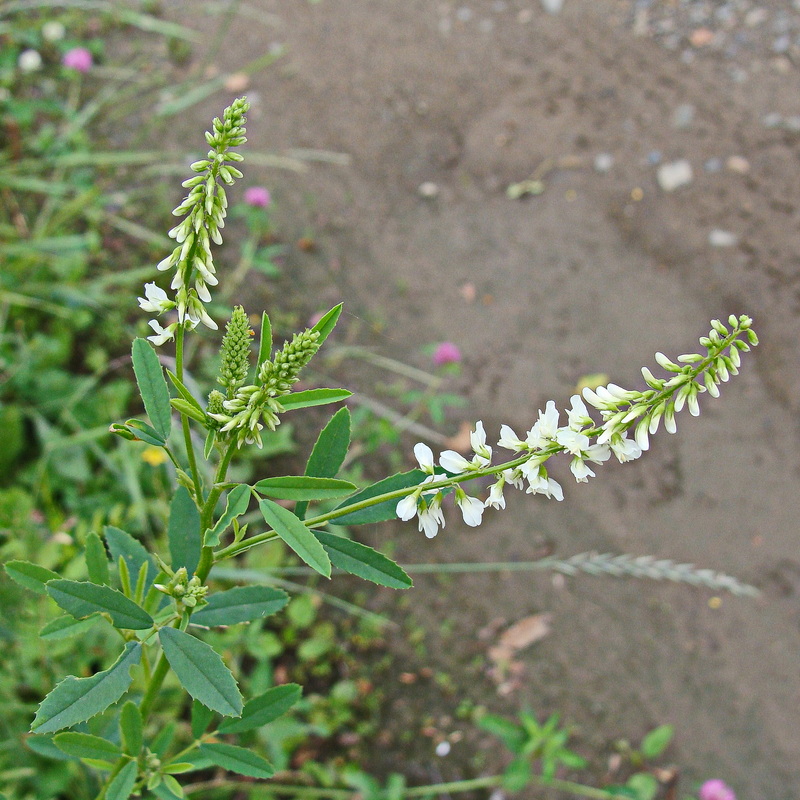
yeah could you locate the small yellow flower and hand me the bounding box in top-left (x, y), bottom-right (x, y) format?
top-left (141, 446), bottom-right (167, 467)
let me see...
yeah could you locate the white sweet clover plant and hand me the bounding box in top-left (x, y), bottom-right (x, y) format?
top-left (3, 97), bottom-right (759, 798)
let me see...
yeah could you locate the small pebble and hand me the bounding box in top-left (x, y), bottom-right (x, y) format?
top-left (647, 150), bottom-right (663, 165)
top-left (726, 155), bottom-right (750, 174)
top-left (540, 0), bottom-right (564, 14)
top-left (657, 159), bottom-right (693, 192)
top-left (435, 741), bottom-right (451, 757)
top-left (418, 181), bottom-right (440, 198)
top-left (709, 229), bottom-right (739, 247)
top-left (456, 6), bottom-right (473, 22)
top-left (704, 157), bottom-right (723, 173)
top-left (594, 152), bottom-right (614, 173)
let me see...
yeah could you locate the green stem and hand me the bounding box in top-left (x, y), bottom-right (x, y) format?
top-left (196, 439), bottom-right (239, 582)
top-left (138, 652), bottom-right (170, 725)
top-left (182, 775), bottom-right (630, 800)
top-left (175, 324), bottom-right (204, 502)
top-left (94, 758), bottom-right (126, 800)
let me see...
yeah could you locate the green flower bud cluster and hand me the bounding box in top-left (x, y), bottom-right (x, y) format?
top-left (257, 328), bottom-right (320, 394)
top-left (206, 389), bottom-right (226, 430)
top-left (208, 327), bottom-right (321, 448)
top-left (217, 306), bottom-right (254, 396)
top-left (154, 567), bottom-right (208, 609)
top-left (139, 97), bottom-right (250, 346)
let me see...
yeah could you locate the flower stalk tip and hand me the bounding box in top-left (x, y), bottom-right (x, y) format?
top-left (396, 317), bottom-right (756, 538)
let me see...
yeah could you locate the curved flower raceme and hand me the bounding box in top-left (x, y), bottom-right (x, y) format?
top-left (138, 97), bottom-right (249, 345)
top-left (395, 316), bottom-right (757, 537)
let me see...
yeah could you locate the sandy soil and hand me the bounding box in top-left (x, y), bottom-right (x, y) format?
top-left (163, 1), bottom-right (800, 795)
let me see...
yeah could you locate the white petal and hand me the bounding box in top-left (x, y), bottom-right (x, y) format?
top-left (498, 424), bottom-right (525, 451)
top-left (539, 400), bottom-right (560, 438)
top-left (413, 442), bottom-right (435, 472)
top-left (439, 450), bottom-right (472, 474)
top-left (396, 495), bottom-right (418, 521)
top-left (457, 494), bottom-right (484, 527)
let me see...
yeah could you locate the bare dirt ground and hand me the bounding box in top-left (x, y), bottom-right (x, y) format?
top-left (164, 1), bottom-right (800, 795)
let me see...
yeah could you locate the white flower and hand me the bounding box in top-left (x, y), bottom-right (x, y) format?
top-left (502, 468), bottom-right (525, 491)
top-left (566, 394), bottom-right (593, 430)
top-left (526, 467), bottom-right (564, 501)
top-left (497, 424), bottom-right (526, 452)
top-left (413, 442), bottom-right (436, 474)
top-left (554, 427), bottom-right (590, 455)
top-left (634, 418), bottom-right (650, 451)
top-left (42, 21), bottom-right (66, 41)
top-left (470, 421), bottom-right (492, 465)
top-left (418, 494), bottom-right (446, 538)
top-left (186, 294), bottom-right (218, 330)
top-left (609, 433), bottom-right (642, 463)
top-left (440, 421), bottom-right (492, 473)
top-left (147, 319), bottom-right (177, 346)
top-left (439, 449), bottom-right (472, 474)
top-left (584, 443), bottom-right (611, 464)
top-left (18, 49), bottom-right (43, 73)
top-left (455, 489), bottom-right (484, 527)
top-left (396, 493), bottom-right (419, 521)
top-left (569, 457), bottom-right (595, 483)
top-left (138, 282), bottom-right (174, 314)
top-left (484, 478), bottom-right (506, 510)
top-left (526, 401), bottom-right (560, 449)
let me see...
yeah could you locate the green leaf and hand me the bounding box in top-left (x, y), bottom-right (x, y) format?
top-left (191, 586), bottom-right (288, 627)
top-left (279, 388), bottom-right (351, 411)
top-left (166, 369), bottom-right (205, 414)
top-left (330, 469), bottom-right (426, 525)
top-left (205, 484), bottom-right (251, 547)
top-left (258, 499), bottom-right (331, 578)
top-left (4, 560), bottom-right (60, 595)
top-left (132, 338), bottom-right (172, 440)
top-left (84, 532), bottom-right (110, 585)
top-left (199, 743), bottom-right (274, 779)
top-left (154, 775), bottom-right (185, 798)
top-left (640, 724), bottom-right (674, 759)
top-left (257, 310), bottom-right (272, 369)
top-left (26, 735), bottom-right (75, 761)
top-left (39, 614), bottom-right (100, 641)
top-left (310, 303), bottom-right (342, 346)
top-left (204, 428), bottom-right (216, 459)
top-left (191, 699), bottom-right (215, 740)
top-left (313, 531), bottom-right (412, 589)
top-left (218, 683), bottom-right (302, 734)
top-left (168, 486), bottom-right (201, 576)
top-left (254, 476), bottom-right (357, 501)
top-left (53, 732), bottom-right (120, 761)
top-left (46, 580), bottom-right (154, 630)
top-left (502, 757), bottom-right (532, 792)
top-left (477, 714), bottom-right (526, 753)
top-left (625, 772), bottom-right (659, 800)
top-left (32, 642), bottom-right (142, 733)
top-left (106, 760), bottom-right (138, 800)
top-left (105, 526), bottom-right (158, 594)
top-left (120, 701), bottom-right (143, 756)
top-left (170, 398), bottom-right (207, 424)
top-left (296, 407), bottom-right (351, 519)
top-left (123, 419), bottom-right (166, 446)
top-left (158, 628), bottom-right (243, 717)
